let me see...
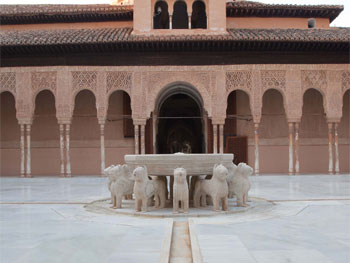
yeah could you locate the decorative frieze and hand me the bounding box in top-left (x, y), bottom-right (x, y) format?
top-left (72, 71), bottom-right (97, 92)
top-left (0, 72), bottom-right (16, 94)
top-left (226, 71), bottom-right (252, 92)
top-left (261, 70), bottom-right (286, 90)
top-left (31, 72), bottom-right (57, 94)
top-left (301, 70), bottom-right (327, 92)
top-left (342, 71), bottom-right (350, 93)
top-left (106, 71), bottom-right (132, 94)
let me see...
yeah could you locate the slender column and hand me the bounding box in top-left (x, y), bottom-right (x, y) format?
top-left (254, 123), bottom-right (259, 175)
top-left (288, 122), bottom-right (294, 175)
top-left (188, 14), bottom-right (192, 29)
top-left (20, 124), bottom-right (25, 178)
top-left (134, 125), bottom-right (139, 155)
top-left (219, 124), bottom-right (224, 154)
top-left (26, 124), bottom-right (31, 177)
top-left (328, 122), bottom-right (334, 175)
top-left (140, 124), bottom-right (145, 155)
top-left (213, 124), bottom-right (218, 154)
top-left (334, 122), bottom-right (340, 175)
top-left (65, 124), bottom-right (71, 177)
top-left (169, 15), bottom-right (173, 29)
top-left (294, 123), bottom-right (300, 175)
top-left (59, 124), bottom-right (65, 177)
top-left (100, 123), bottom-right (105, 175)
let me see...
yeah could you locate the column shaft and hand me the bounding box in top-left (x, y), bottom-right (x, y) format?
top-left (188, 14), bottom-right (192, 29)
top-left (328, 122), bottom-right (334, 175)
top-left (254, 123), bottom-right (259, 175)
top-left (140, 124), bottom-right (145, 155)
top-left (295, 123), bottom-right (300, 175)
top-left (219, 124), bottom-right (224, 154)
top-left (213, 124), bottom-right (218, 154)
top-left (288, 123), bottom-right (294, 175)
top-left (66, 124), bottom-right (71, 177)
top-left (26, 124), bottom-right (31, 177)
top-left (169, 15), bottom-right (173, 29)
top-left (334, 123), bottom-right (340, 175)
top-left (20, 124), bottom-right (25, 177)
top-left (59, 124), bottom-right (65, 176)
top-left (100, 124), bottom-right (105, 175)
top-left (134, 125), bottom-right (139, 155)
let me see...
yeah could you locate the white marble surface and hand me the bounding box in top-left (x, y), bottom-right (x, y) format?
top-left (1, 175), bottom-right (350, 263)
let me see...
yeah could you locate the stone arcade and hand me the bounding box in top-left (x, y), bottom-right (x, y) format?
top-left (0, 0), bottom-right (349, 177)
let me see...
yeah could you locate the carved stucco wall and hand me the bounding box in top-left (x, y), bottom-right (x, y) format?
top-left (0, 65), bottom-right (348, 125)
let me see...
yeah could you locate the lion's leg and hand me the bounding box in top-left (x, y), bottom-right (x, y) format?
top-left (213, 195), bottom-right (220, 211)
top-left (135, 199), bottom-right (141, 212)
top-left (110, 195), bottom-right (117, 209)
top-left (184, 199), bottom-right (189, 213)
top-left (222, 197), bottom-right (228, 211)
top-left (200, 194), bottom-right (207, 207)
top-left (236, 195), bottom-right (244, 207)
top-left (141, 198), bottom-right (148, 212)
top-left (193, 189), bottom-right (200, 208)
top-left (116, 195), bottom-right (122, 209)
top-left (243, 193), bottom-right (249, 207)
top-left (173, 198), bottom-right (178, 213)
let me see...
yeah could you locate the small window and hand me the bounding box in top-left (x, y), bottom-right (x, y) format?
top-left (308, 18), bottom-right (316, 29)
top-left (154, 1), bottom-right (170, 29)
top-left (191, 0), bottom-right (207, 29)
top-left (173, 1), bottom-right (189, 29)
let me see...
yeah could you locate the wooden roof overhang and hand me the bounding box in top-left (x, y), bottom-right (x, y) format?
top-left (1, 28), bottom-right (349, 57)
top-left (0, 2), bottom-right (344, 25)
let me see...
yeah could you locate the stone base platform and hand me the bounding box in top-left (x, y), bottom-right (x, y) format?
top-left (85, 197), bottom-right (273, 218)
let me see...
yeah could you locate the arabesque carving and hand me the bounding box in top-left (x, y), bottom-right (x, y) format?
top-left (261, 70), bottom-right (286, 91)
top-left (226, 71), bottom-right (252, 92)
top-left (106, 71), bottom-right (132, 94)
top-left (301, 70), bottom-right (327, 92)
top-left (342, 71), bottom-right (350, 93)
top-left (31, 72), bottom-right (57, 94)
top-left (0, 72), bottom-right (16, 94)
top-left (72, 71), bottom-right (97, 92)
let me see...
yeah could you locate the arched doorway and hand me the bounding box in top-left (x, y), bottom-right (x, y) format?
top-left (191, 0), bottom-right (207, 29)
top-left (0, 91), bottom-right (20, 176)
top-left (155, 85), bottom-right (205, 154)
top-left (300, 88), bottom-right (328, 173)
top-left (32, 90), bottom-right (60, 175)
top-left (172, 1), bottom-right (189, 29)
top-left (153, 0), bottom-right (169, 29)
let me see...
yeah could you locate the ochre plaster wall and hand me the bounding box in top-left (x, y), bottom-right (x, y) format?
top-left (227, 17), bottom-right (330, 29)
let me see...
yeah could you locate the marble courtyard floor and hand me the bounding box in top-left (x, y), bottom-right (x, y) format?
top-left (0, 175), bottom-right (349, 263)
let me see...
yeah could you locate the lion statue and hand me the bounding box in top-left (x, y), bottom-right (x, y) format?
top-left (229, 162), bottom-right (253, 207)
top-left (104, 164), bottom-right (134, 209)
top-left (132, 166), bottom-right (166, 212)
top-left (193, 164), bottom-right (229, 211)
top-left (173, 168), bottom-right (189, 214)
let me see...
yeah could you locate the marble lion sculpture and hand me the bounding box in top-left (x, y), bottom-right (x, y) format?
top-left (104, 164), bottom-right (134, 209)
top-left (194, 164), bottom-right (229, 211)
top-left (229, 162), bottom-right (253, 207)
top-left (173, 168), bottom-right (189, 214)
top-left (133, 166), bottom-right (166, 212)
top-left (226, 162), bottom-right (238, 198)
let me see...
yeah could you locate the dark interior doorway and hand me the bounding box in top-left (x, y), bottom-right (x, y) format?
top-left (172, 1), bottom-right (189, 29)
top-left (157, 93), bottom-right (204, 154)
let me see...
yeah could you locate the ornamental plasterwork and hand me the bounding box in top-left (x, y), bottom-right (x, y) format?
top-left (31, 72), bottom-right (57, 94)
top-left (106, 71), bottom-right (132, 94)
top-left (72, 71), bottom-right (97, 92)
top-left (261, 70), bottom-right (286, 91)
top-left (0, 72), bottom-right (16, 94)
top-left (301, 70), bottom-right (327, 92)
top-left (16, 99), bottom-right (31, 119)
top-left (226, 71), bottom-right (252, 92)
top-left (342, 71), bottom-right (350, 93)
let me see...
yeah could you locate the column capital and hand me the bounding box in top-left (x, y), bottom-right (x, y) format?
top-left (18, 119), bottom-right (33, 125)
top-left (327, 118), bottom-right (341, 124)
top-left (133, 119), bottom-right (147, 126)
top-left (211, 119), bottom-right (225, 125)
top-left (57, 118), bottom-right (72, 125)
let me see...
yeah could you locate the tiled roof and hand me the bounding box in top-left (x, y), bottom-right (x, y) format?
top-left (226, 1), bottom-right (343, 22)
top-left (1, 27), bottom-right (349, 47)
top-left (0, 1), bottom-right (344, 24)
